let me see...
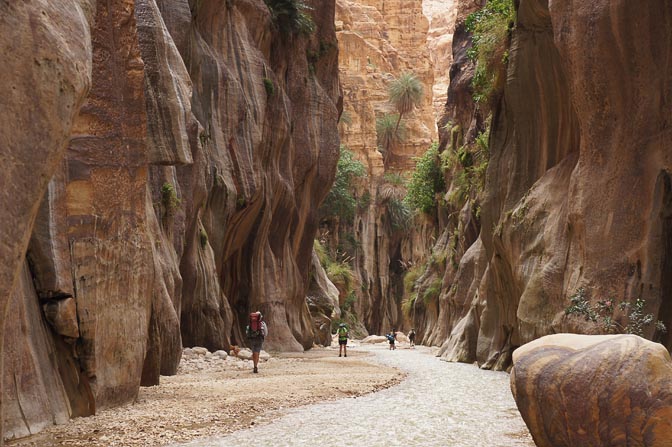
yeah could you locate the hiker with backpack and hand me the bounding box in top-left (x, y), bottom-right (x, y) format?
top-left (337, 323), bottom-right (349, 357)
top-left (246, 311), bottom-right (268, 373)
top-left (386, 329), bottom-right (397, 350)
top-left (408, 328), bottom-right (416, 348)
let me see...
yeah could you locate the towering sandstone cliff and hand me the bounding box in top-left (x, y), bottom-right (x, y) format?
top-left (423, 0), bottom-right (457, 120)
top-left (414, 0), bottom-right (672, 370)
top-left (0, 0), bottom-right (339, 440)
top-left (331, 0), bottom-right (437, 334)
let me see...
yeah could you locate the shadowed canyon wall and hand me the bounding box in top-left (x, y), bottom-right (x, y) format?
top-left (414, 0), bottom-right (672, 370)
top-left (0, 0), bottom-right (339, 440)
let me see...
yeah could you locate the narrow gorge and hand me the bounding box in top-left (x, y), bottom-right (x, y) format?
top-left (1, 0), bottom-right (671, 445)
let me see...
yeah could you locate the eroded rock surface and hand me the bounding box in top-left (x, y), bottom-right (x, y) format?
top-left (1, 0), bottom-right (339, 440)
top-left (415, 0), bottom-right (672, 371)
top-left (511, 334), bottom-right (672, 447)
top-left (331, 0), bottom-right (439, 336)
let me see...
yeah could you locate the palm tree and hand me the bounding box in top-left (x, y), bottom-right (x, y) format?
top-left (376, 114), bottom-right (405, 165)
top-left (388, 72), bottom-right (424, 133)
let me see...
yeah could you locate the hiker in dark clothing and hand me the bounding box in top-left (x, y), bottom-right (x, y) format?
top-left (246, 311), bottom-right (268, 373)
top-left (408, 328), bottom-right (416, 348)
top-left (387, 329), bottom-right (397, 350)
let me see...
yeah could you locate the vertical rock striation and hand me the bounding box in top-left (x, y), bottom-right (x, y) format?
top-left (1, 0), bottom-right (339, 440)
top-left (423, 0), bottom-right (457, 120)
top-left (422, 0), bottom-right (672, 371)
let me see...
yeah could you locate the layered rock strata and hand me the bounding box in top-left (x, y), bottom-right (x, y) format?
top-left (511, 334), bottom-right (672, 446)
top-left (417, 0), bottom-right (672, 370)
top-left (1, 0), bottom-right (339, 440)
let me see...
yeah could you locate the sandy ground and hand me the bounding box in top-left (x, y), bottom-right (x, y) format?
top-left (7, 345), bottom-right (401, 447)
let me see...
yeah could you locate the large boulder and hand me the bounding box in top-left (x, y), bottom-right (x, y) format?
top-left (511, 334), bottom-right (672, 447)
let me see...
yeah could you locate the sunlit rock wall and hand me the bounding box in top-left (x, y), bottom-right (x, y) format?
top-left (423, 0), bottom-right (457, 120)
top-left (333, 0), bottom-right (439, 335)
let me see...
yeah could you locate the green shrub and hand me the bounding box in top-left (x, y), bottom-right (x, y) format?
top-left (263, 77), bottom-right (274, 97)
top-left (422, 278), bottom-right (443, 304)
top-left (445, 125), bottom-right (490, 210)
top-left (313, 239), bottom-right (329, 266)
top-left (161, 183), bottom-right (181, 218)
top-left (386, 198), bottom-right (412, 231)
top-left (465, 0), bottom-right (515, 104)
top-left (320, 146), bottom-right (366, 222)
top-left (264, 0), bottom-right (315, 35)
top-left (343, 291), bottom-right (357, 312)
top-left (405, 143), bottom-right (445, 215)
top-left (403, 264), bottom-right (424, 295)
top-left (358, 190), bottom-right (371, 209)
top-left (401, 293), bottom-right (417, 317)
top-left (326, 261), bottom-right (355, 293)
top-left (565, 288), bottom-right (667, 336)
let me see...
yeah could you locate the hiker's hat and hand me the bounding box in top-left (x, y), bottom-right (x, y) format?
top-left (339, 323), bottom-right (346, 327)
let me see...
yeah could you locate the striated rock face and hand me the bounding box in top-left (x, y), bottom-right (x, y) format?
top-left (333, 0), bottom-right (438, 335)
top-left (418, 0), bottom-right (672, 370)
top-left (511, 334), bottom-right (672, 446)
top-left (423, 0), bottom-right (457, 120)
top-left (1, 0), bottom-right (339, 440)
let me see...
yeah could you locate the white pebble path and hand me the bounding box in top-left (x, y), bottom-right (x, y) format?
top-left (176, 344), bottom-right (534, 447)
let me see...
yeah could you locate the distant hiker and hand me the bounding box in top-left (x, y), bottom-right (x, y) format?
top-left (245, 311), bottom-right (268, 373)
top-left (337, 323), bottom-right (349, 357)
top-left (386, 330), bottom-right (397, 350)
top-left (408, 328), bottom-right (416, 348)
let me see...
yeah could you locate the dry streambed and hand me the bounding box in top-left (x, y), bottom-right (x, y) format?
top-left (7, 347), bottom-right (401, 447)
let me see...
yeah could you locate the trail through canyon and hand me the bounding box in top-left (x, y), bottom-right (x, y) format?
top-left (177, 345), bottom-right (534, 447)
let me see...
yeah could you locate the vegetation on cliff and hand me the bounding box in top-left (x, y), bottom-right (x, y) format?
top-left (264, 0), bottom-right (316, 35)
top-left (405, 143), bottom-right (445, 215)
top-left (465, 0), bottom-right (514, 104)
top-left (319, 146), bottom-right (366, 223)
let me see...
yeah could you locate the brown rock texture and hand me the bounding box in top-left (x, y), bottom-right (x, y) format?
top-left (423, 0), bottom-right (457, 120)
top-left (511, 334), bottom-right (672, 447)
top-left (1, 0), bottom-right (339, 440)
top-left (332, 0), bottom-right (439, 335)
top-left (416, 0), bottom-right (672, 371)
top-left (336, 0), bottom-right (437, 173)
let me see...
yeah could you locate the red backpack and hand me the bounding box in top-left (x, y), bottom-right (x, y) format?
top-left (248, 312), bottom-right (262, 337)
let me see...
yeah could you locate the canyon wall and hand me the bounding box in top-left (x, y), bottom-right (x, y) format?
top-left (417, 0), bottom-right (672, 370)
top-left (423, 0), bottom-right (457, 120)
top-left (331, 0), bottom-right (438, 334)
top-left (1, 0), bottom-right (339, 440)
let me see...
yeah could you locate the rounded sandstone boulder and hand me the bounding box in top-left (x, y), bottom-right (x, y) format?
top-left (510, 334), bottom-right (672, 447)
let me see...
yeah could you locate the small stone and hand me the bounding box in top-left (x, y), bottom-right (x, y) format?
top-left (213, 350), bottom-right (228, 360)
top-left (237, 348), bottom-right (253, 360)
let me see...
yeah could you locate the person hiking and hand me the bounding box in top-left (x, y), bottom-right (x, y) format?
top-left (387, 329), bottom-right (397, 350)
top-left (408, 328), bottom-right (416, 348)
top-left (337, 323), bottom-right (349, 357)
top-left (246, 311), bottom-right (268, 373)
